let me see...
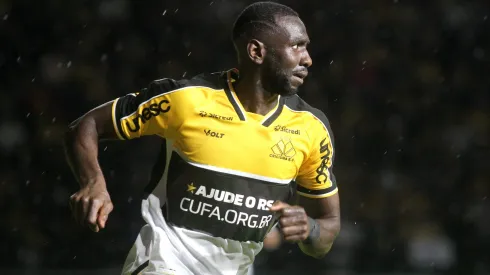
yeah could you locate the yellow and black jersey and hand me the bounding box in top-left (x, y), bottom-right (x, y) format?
top-left (111, 69), bottom-right (337, 243)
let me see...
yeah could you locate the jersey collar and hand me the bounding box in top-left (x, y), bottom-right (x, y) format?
top-left (222, 69), bottom-right (285, 127)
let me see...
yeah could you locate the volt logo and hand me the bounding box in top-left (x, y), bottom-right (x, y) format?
top-left (204, 129), bottom-right (225, 138)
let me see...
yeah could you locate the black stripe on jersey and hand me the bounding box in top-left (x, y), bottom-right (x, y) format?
top-left (262, 96), bottom-right (286, 127)
top-left (143, 140), bottom-right (167, 196)
top-left (114, 98), bottom-right (129, 140)
top-left (131, 260), bottom-right (149, 275)
top-left (223, 71), bottom-right (246, 121)
top-left (297, 184), bottom-right (336, 195)
top-left (224, 88), bottom-right (246, 121)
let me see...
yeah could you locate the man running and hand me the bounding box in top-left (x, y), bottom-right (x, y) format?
top-left (64, 2), bottom-right (341, 274)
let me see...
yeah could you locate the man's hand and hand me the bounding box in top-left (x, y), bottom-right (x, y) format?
top-left (269, 200), bottom-right (310, 242)
top-left (69, 182), bottom-right (113, 232)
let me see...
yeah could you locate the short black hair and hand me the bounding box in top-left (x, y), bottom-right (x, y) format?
top-left (232, 1), bottom-right (298, 43)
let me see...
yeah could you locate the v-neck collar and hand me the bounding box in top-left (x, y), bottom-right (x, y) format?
top-left (222, 69), bottom-right (285, 127)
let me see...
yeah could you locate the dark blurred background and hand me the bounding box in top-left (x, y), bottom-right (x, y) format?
top-left (0, 0), bottom-right (489, 274)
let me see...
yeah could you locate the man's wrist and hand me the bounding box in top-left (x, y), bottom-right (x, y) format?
top-left (303, 216), bottom-right (320, 244)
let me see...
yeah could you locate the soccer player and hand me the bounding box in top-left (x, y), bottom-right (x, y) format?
top-left (64, 2), bottom-right (340, 275)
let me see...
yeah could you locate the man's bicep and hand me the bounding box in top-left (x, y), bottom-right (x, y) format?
top-left (68, 101), bottom-right (120, 141)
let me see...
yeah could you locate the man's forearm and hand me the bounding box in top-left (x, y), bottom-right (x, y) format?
top-left (298, 216), bottom-right (340, 259)
top-left (64, 116), bottom-right (105, 188)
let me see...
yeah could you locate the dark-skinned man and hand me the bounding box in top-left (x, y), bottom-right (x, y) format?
top-left (64, 2), bottom-right (340, 275)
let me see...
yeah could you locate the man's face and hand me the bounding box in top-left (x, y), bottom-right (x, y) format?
top-left (262, 16), bottom-right (312, 96)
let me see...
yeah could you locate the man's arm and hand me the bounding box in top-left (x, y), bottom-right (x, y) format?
top-left (64, 102), bottom-right (119, 187)
top-left (63, 102), bottom-right (119, 232)
top-left (297, 193), bottom-right (340, 258)
top-left (64, 78), bottom-right (185, 232)
top-left (270, 109), bottom-right (340, 258)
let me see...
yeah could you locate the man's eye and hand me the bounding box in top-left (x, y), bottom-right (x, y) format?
top-left (292, 44), bottom-right (299, 50)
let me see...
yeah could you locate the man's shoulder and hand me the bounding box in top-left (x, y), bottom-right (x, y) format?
top-left (284, 95), bottom-right (331, 128)
top-left (149, 71), bottom-right (226, 94)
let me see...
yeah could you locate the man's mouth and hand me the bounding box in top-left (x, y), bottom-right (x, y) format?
top-left (293, 70), bottom-right (308, 80)
top-left (292, 70), bottom-right (308, 84)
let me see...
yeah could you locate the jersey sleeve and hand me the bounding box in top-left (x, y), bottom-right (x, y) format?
top-left (296, 112), bottom-right (338, 198)
top-left (111, 78), bottom-right (184, 140)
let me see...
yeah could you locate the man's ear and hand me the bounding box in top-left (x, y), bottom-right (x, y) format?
top-left (246, 39), bottom-right (267, 65)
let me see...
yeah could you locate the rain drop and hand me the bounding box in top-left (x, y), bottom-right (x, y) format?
top-left (26, 180), bottom-right (30, 186)
top-left (175, 8), bottom-right (179, 13)
top-left (2, 14), bottom-right (8, 20)
top-left (329, 60), bottom-right (334, 65)
top-left (362, 60), bottom-right (367, 65)
top-left (209, 1), bottom-right (214, 5)
top-left (484, 15), bottom-right (488, 21)
top-left (182, 72), bottom-right (187, 77)
top-left (26, 113), bottom-right (31, 118)
top-left (104, 146), bottom-right (108, 151)
top-left (188, 52), bottom-right (192, 56)
top-left (17, 56), bottom-right (21, 63)
top-left (128, 197), bottom-right (133, 203)
top-left (67, 61), bottom-right (72, 68)
top-left (31, 78), bottom-right (35, 82)
top-left (162, 10), bottom-right (167, 16)
top-left (52, 117), bottom-right (57, 123)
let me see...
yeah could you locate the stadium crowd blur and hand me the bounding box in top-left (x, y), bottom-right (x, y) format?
top-left (1, 0), bottom-right (489, 274)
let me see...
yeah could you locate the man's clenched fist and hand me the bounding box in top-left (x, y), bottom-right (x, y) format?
top-left (69, 183), bottom-right (113, 232)
top-left (269, 201), bottom-right (311, 242)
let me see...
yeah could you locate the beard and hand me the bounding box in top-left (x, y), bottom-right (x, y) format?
top-left (261, 55), bottom-right (298, 97)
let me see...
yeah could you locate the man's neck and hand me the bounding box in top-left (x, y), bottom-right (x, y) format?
top-left (233, 72), bottom-right (279, 116)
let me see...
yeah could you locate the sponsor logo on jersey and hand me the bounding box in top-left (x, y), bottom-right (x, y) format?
top-left (180, 183), bottom-right (274, 229)
top-left (204, 129), bottom-right (225, 138)
top-left (270, 137), bottom-right (296, 161)
top-left (274, 125), bottom-right (300, 135)
top-left (199, 110), bottom-right (233, 121)
top-left (315, 137), bottom-right (331, 184)
top-left (126, 99), bottom-right (170, 132)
